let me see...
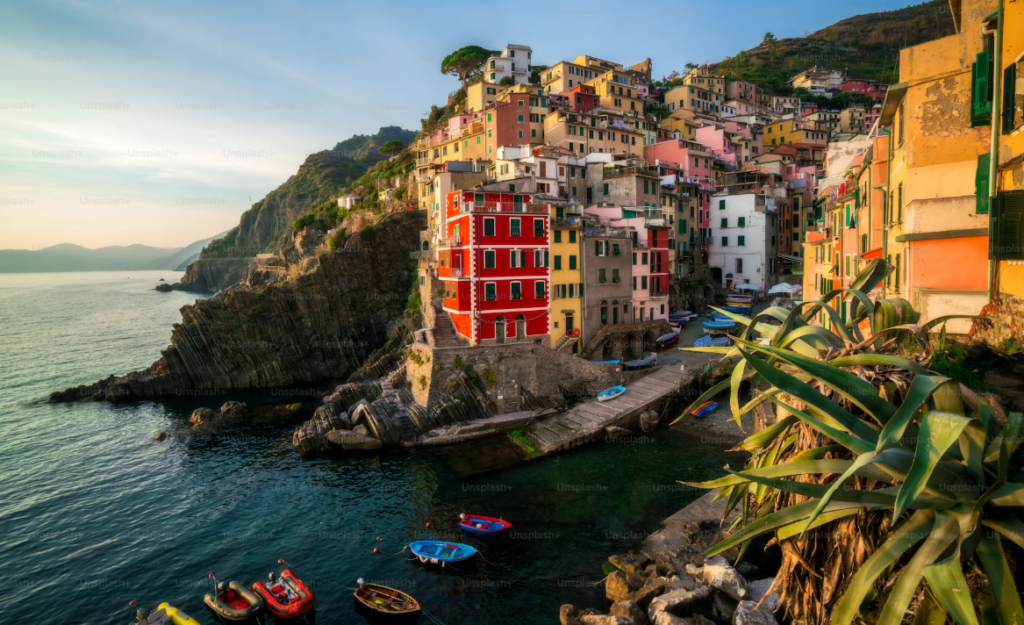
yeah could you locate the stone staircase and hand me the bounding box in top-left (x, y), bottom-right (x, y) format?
top-left (430, 305), bottom-right (467, 347)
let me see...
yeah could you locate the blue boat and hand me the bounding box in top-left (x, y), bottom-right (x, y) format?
top-left (408, 541), bottom-right (478, 565)
top-left (703, 320), bottom-right (736, 334)
top-left (598, 385), bottom-right (626, 401)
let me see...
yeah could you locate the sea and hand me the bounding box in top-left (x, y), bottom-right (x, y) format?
top-left (0, 271), bottom-right (742, 625)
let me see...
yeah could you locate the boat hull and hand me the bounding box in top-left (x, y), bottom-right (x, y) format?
top-left (460, 514), bottom-right (512, 535)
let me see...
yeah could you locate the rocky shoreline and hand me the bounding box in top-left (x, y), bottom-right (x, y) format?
top-left (563, 490), bottom-right (781, 625)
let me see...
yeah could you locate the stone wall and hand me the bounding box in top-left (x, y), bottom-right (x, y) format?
top-left (405, 341), bottom-right (649, 412)
top-left (970, 292), bottom-right (1024, 348)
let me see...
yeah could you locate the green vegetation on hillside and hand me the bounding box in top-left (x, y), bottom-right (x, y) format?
top-left (709, 0), bottom-right (954, 95)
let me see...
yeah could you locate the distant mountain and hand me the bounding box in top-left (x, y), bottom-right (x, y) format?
top-left (333, 126), bottom-right (417, 160)
top-left (0, 232), bottom-right (227, 273)
top-left (707, 0), bottom-right (954, 94)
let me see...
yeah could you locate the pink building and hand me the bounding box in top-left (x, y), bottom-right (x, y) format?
top-left (644, 139), bottom-right (715, 251)
top-left (584, 205), bottom-right (671, 322)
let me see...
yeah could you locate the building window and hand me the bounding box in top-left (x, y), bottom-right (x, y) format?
top-left (485, 283), bottom-right (497, 301)
top-left (511, 282), bottom-right (522, 300)
top-left (484, 250), bottom-right (495, 269)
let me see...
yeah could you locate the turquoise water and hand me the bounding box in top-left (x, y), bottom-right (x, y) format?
top-left (0, 271), bottom-right (742, 625)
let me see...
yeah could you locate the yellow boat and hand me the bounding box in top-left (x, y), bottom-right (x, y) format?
top-left (133, 602), bottom-right (201, 625)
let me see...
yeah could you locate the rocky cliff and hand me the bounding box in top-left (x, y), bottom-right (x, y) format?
top-left (50, 211), bottom-right (426, 402)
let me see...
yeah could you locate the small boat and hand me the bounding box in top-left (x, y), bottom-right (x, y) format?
top-left (252, 568), bottom-right (315, 619)
top-left (703, 321), bottom-right (736, 334)
top-left (590, 359), bottom-right (621, 365)
top-left (694, 401), bottom-right (719, 418)
top-left (598, 385), bottom-right (626, 401)
top-left (409, 540), bottom-right (478, 565)
top-left (132, 603), bottom-right (201, 625)
top-left (460, 513), bottom-right (513, 535)
top-left (656, 332), bottom-right (679, 348)
top-left (204, 580), bottom-right (263, 621)
top-left (623, 355), bottom-right (655, 370)
top-left (354, 579), bottom-right (421, 619)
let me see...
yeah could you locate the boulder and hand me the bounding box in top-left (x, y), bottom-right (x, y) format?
top-left (648, 587), bottom-right (711, 620)
top-left (610, 599), bottom-right (648, 625)
top-left (745, 579), bottom-right (779, 612)
top-left (326, 429), bottom-right (382, 450)
top-left (610, 553), bottom-right (651, 576)
top-left (733, 601), bottom-right (778, 625)
top-left (292, 407), bottom-right (350, 454)
top-left (581, 616), bottom-right (631, 625)
top-left (189, 407), bottom-right (217, 425)
top-left (220, 401), bottom-right (248, 417)
top-left (633, 576), bottom-right (668, 609)
top-left (702, 557), bottom-right (747, 602)
top-left (606, 571), bottom-right (634, 602)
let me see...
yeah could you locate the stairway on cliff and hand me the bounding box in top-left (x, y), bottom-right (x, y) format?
top-left (431, 305), bottom-right (467, 347)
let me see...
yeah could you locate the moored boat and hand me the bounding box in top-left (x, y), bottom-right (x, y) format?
top-left (132, 603), bottom-right (201, 625)
top-left (204, 579), bottom-right (263, 622)
top-left (252, 566), bottom-right (315, 619)
top-left (597, 385), bottom-right (626, 402)
top-left (459, 513), bottom-right (513, 535)
top-left (354, 579), bottom-right (421, 620)
top-left (409, 540), bottom-right (478, 565)
top-left (656, 332), bottom-right (679, 348)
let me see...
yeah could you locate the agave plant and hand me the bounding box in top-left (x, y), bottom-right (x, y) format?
top-left (673, 259), bottom-right (1024, 625)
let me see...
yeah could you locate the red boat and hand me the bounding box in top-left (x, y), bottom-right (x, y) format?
top-left (459, 513), bottom-right (513, 535)
top-left (252, 568), bottom-right (314, 619)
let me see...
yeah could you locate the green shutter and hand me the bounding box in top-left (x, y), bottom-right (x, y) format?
top-left (993, 190), bottom-right (1024, 260)
top-left (976, 153), bottom-right (991, 214)
top-left (972, 50), bottom-right (993, 127)
top-left (1003, 62), bottom-right (1017, 134)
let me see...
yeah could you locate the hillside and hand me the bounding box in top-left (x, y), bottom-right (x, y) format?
top-left (201, 126), bottom-right (415, 259)
top-left (708, 0), bottom-right (955, 94)
top-left (333, 125), bottom-right (416, 160)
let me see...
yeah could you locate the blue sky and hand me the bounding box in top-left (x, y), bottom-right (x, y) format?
top-left (0, 0), bottom-right (923, 250)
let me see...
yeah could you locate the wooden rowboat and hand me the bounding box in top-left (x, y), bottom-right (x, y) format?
top-left (354, 580), bottom-right (421, 619)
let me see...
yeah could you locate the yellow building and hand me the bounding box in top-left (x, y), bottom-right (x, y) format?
top-left (992, 0), bottom-right (1024, 300)
top-left (550, 217), bottom-right (583, 352)
top-left (877, 0), bottom-right (996, 334)
top-left (681, 66), bottom-right (724, 95)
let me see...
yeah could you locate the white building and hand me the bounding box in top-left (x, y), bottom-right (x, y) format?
top-left (708, 175), bottom-right (785, 291)
top-left (484, 44), bottom-right (533, 85)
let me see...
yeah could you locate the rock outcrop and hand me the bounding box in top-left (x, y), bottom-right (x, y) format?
top-left (49, 211), bottom-right (425, 403)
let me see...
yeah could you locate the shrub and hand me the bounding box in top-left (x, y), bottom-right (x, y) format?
top-left (674, 259), bottom-right (1019, 625)
top-left (482, 368), bottom-right (497, 386)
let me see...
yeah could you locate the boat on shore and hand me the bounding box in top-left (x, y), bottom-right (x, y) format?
top-left (409, 540), bottom-right (478, 565)
top-left (354, 579), bottom-right (421, 620)
top-left (252, 567), bottom-right (315, 619)
top-left (204, 579), bottom-right (264, 621)
top-left (459, 513), bottom-right (512, 535)
top-left (598, 385), bottom-right (626, 401)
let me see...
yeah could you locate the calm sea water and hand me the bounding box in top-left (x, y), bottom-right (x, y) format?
top-left (0, 271), bottom-right (741, 625)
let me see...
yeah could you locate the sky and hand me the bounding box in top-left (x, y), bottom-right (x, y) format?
top-left (0, 0), bottom-right (923, 251)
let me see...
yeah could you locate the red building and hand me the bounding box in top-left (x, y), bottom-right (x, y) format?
top-left (439, 191), bottom-right (550, 345)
